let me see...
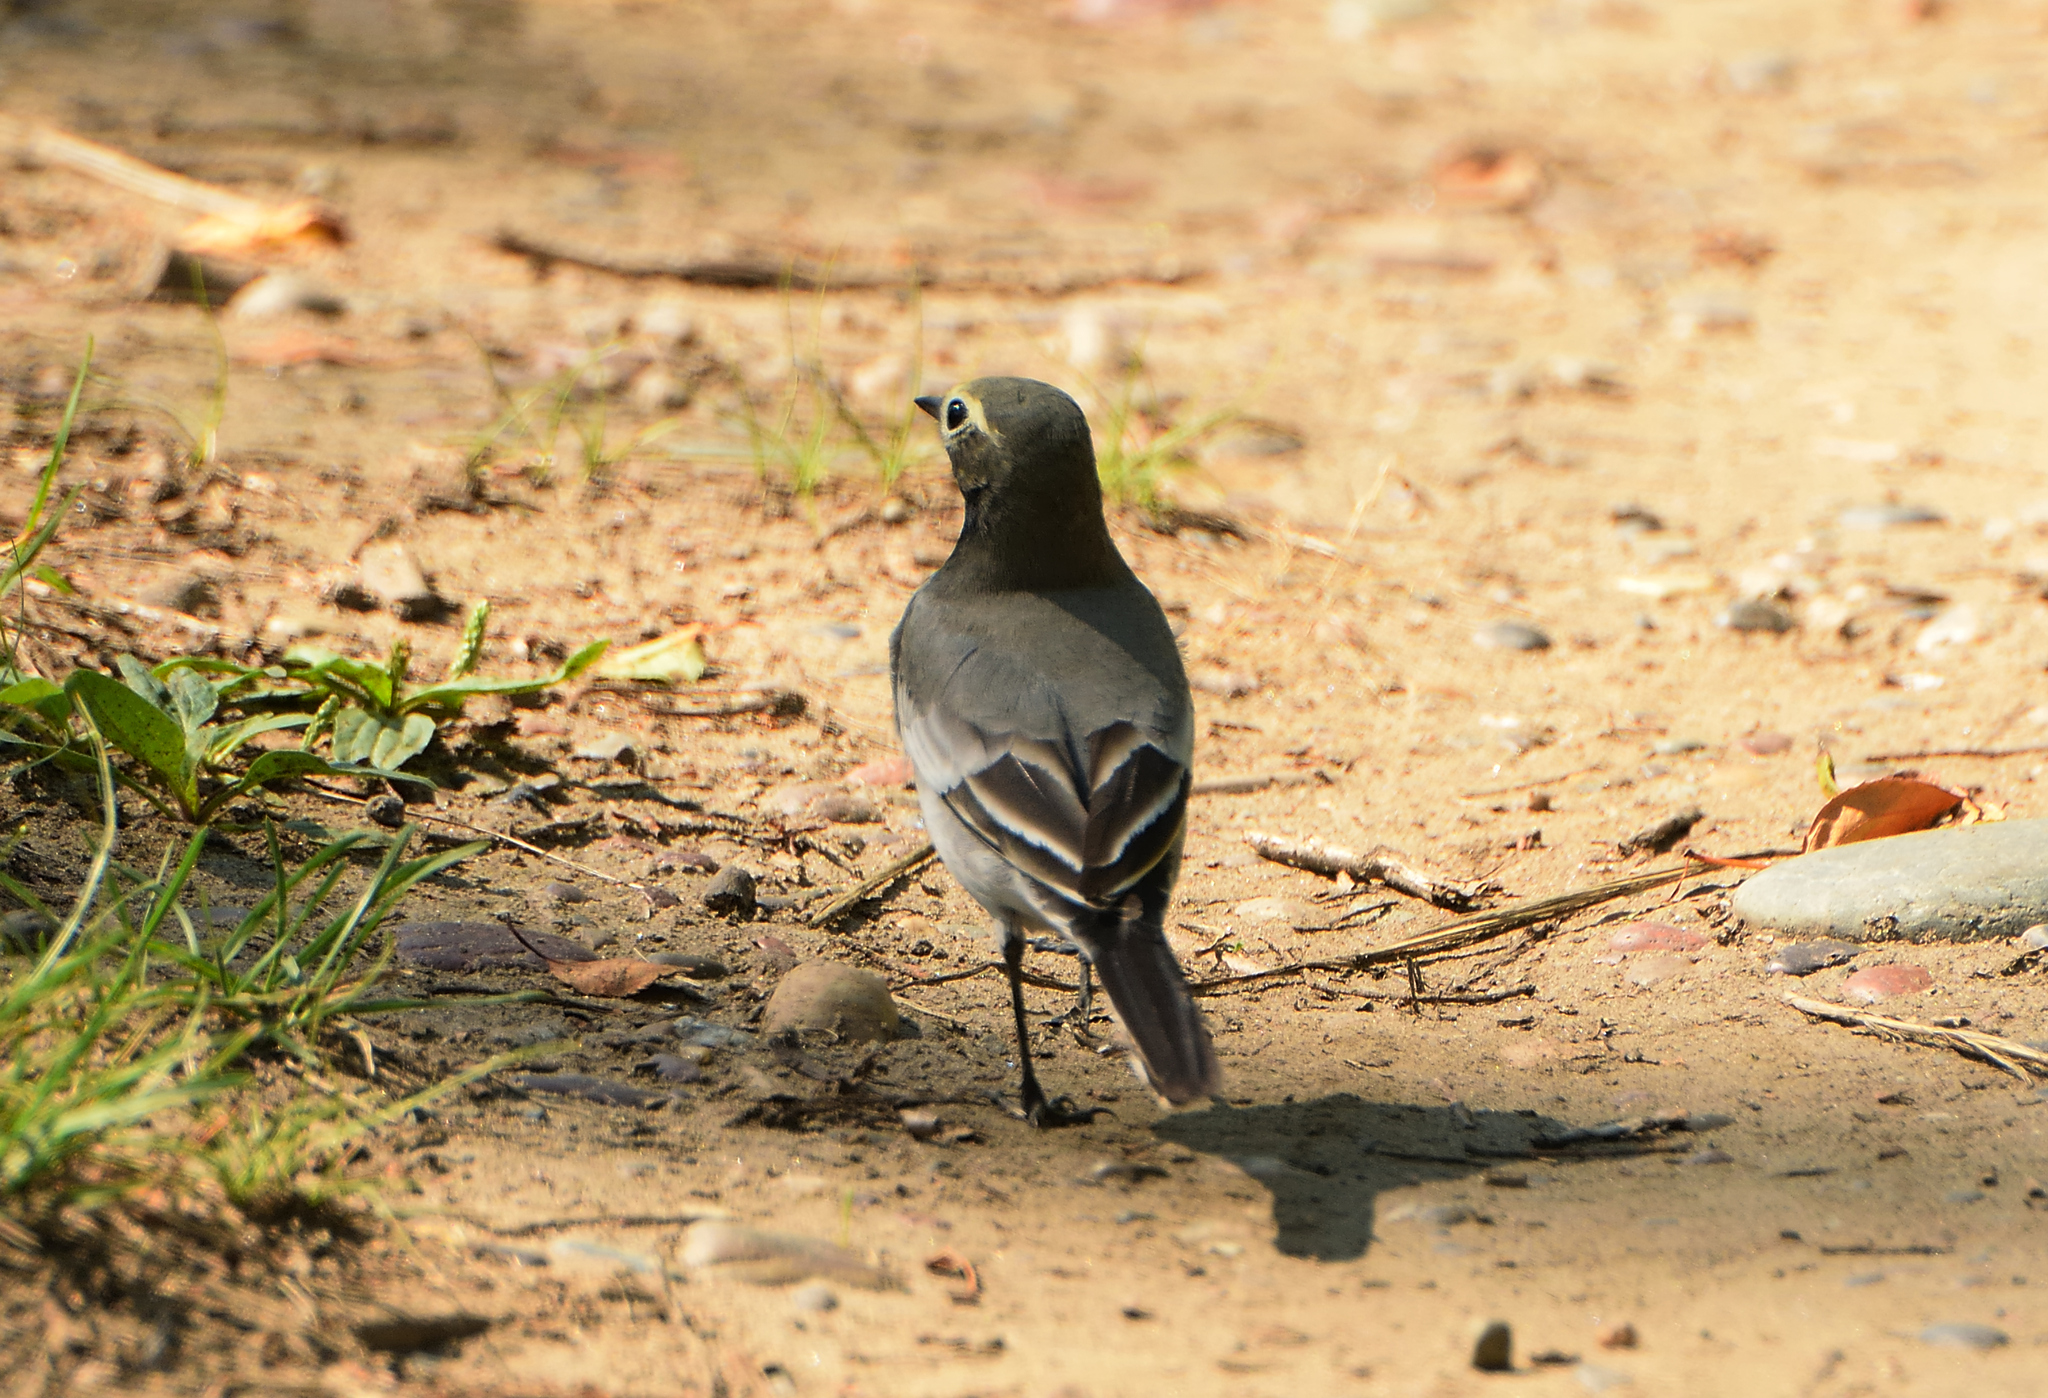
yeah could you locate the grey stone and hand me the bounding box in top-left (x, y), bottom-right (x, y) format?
top-left (1919, 1322), bottom-right (2007, 1351)
top-left (1472, 620), bottom-right (1551, 652)
top-left (364, 794), bottom-right (406, 828)
top-left (228, 270), bottom-right (345, 319)
top-left (0, 909), bottom-right (57, 953)
top-left (139, 569), bottom-right (221, 618)
top-left (762, 962), bottom-right (901, 1043)
top-left (791, 1282), bottom-right (839, 1312)
top-left (354, 543), bottom-right (448, 621)
top-left (1732, 819), bottom-right (2048, 942)
top-left (1839, 503), bottom-right (1943, 530)
top-left (1765, 940), bottom-right (1860, 975)
top-left (672, 1015), bottom-right (754, 1050)
top-left (649, 951), bottom-right (729, 979)
top-left (702, 865), bottom-right (757, 918)
top-left (1470, 1319), bottom-right (1513, 1372)
top-left (1720, 599), bottom-right (1795, 633)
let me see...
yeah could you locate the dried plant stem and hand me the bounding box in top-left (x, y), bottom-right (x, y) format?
top-left (300, 782), bottom-right (648, 892)
top-left (1785, 996), bottom-right (2048, 1082)
top-left (1244, 831), bottom-right (1496, 910)
top-left (1191, 863), bottom-right (1696, 995)
top-left (809, 842), bottom-right (936, 927)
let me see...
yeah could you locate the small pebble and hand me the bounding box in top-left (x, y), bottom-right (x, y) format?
top-left (1470, 1319), bottom-right (1513, 1373)
top-left (899, 1108), bottom-right (942, 1140)
top-left (364, 793), bottom-right (406, 828)
top-left (1765, 941), bottom-right (1860, 975)
top-left (1651, 737), bottom-right (1707, 755)
top-left (1943, 1188), bottom-right (1986, 1206)
top-left (1472, 620), bottom-right (1551, 652)
top-left (1625, 953), bottom-right (1690, 988)
top-left (671, 1016), bottom-right (754, 1049)
top-left (1919, 1322), bottom-right (2007, 1350)
top-left (702, 865), bottom-right (757, 918)
top-left (1841, 964), bottom-right (1933, 1004)
top-left (1720, 599), bottom-right (1795, 633)
top-left (0, 909), bottom-right (58, 953)
top-left (879, 496), bottom-right (914, 525)
top-left (1739, 732), bottom-right (1792, 756)
top-left (1595, 1321), bottom-right (1638, 1350)
top-left (2019, 924), bottom-right (2048, 952)
top-left (646, 888), bottom-right (681, 910)
top-left (1609, 922), bottom-right (1707, 954)
top-left (571, 732), bottom-right (635, 763)
top-left (545, 881), bottom-right (590, 904)
top-left (649, 952), bottom-right (729, 978)
top-left (1574, 1362), bottom-right (1633, 1394)
top-left (639, 1054), bottom-right (702, 1083)
top-left (791, 1282), bottom-right (839, 1313)
top-left (1840, 503), bottom-right (1944, 530)
top-left (1684, 1148), bottom-right (1733, 1166)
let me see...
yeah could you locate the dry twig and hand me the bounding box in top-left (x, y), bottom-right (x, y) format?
top-left (1190, 863), bottom-right (1697, 995)
top-left (1785, 996), bottom-right (2048, 1083)
top-left (809, 842), bottom-right (936, 928)
top-left (1244, 831), bottom-right (1497, 909)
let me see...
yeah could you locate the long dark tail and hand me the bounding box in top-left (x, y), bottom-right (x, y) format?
top-left (1082, 898), bottom-right (1220, 1106)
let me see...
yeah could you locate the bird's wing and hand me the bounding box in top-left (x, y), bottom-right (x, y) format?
top-left (898, 671), bottom-right (1188, 911)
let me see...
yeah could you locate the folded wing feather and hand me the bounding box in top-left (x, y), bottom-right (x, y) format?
top-left (911, 706), bottom-right (1189, 911)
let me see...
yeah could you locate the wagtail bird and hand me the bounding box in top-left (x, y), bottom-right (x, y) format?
top-left (891, 376), bottom-right (1221, 1125)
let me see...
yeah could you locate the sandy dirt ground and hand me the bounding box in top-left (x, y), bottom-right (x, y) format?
top-left (5, 0), bottom-right (2048, 1394)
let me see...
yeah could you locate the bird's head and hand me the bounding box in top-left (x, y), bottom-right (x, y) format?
top-left (915, 377), bottom-right (1097, 510)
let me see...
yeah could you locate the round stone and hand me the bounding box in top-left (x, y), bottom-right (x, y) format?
top-left (1472, 620), bottom-right (1551, 652)
top-left (762, 962), bottom-right (902, 1043)
top-left (1731, 819), bottom-right (2048, 942)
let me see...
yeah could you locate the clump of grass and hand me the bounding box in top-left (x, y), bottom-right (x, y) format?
top-left (466, 339), bottom-right (687, 487)
top-left (2, 345), bottom-right (546, 1237)
top-left (1090, 358), bottom-right (1242, 511)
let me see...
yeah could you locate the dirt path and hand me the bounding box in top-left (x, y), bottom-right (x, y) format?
top-left (5, 0), bottom-right (2048, 1393)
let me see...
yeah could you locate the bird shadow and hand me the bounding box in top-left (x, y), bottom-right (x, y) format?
top-left (1153, 1092), bottom-right (1572, 1261)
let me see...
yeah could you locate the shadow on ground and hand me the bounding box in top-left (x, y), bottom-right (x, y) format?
top-left (1155, 1093), bottom-right (1568, 1261)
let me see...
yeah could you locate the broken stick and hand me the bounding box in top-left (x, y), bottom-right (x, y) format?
top-left (1190, 862), bottom-right (1700, 995)
top-left (1785, 995), bottom-right (2048, 1083)
top-left (1244, 831), bottom-right (1496, 910)
top-left (808, 842), bottom-right (937, 928)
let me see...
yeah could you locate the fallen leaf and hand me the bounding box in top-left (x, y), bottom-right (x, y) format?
top-left (1804, 777), bottom-right (1962, 851)
top-left (506, 925), bottom-right (665, 996)
top-left (1433, 147), bottom-right (1545, 211)
top-left (1841, 964), bottom-right (1933, 1003)
top-left (176, 197), bottom-right (349, 255)
top-left (545, 956), bottom-right (667, 997)
top-left (925, 1248), bottom-right (982, 1305)
top-left (594, 629), bottom-right (706, 683)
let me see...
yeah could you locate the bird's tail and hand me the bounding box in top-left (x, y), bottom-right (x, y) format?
top-left (1084, 898), bottom-right (1221, 1106)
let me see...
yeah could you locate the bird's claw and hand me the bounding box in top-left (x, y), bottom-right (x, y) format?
top-left (1022, 1093), bottom-right (1109, 1129)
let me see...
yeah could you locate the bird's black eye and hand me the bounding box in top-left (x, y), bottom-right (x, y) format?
top-left (945, 398), bottom-right (968, 430)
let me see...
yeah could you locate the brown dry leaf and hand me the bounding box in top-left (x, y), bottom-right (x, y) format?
top-left (1433, 148), bottom-right (1545, 211)
top-left (925, 1249), bottom-right (981, 1305)
top-left (1803, 777), bottom-right (1962, 852)
top-left (176, 198), bottom-right (349, 256)
top-left (506, 924), bottom-right (667, 996)
top-left (544, 955), bottom-right (667, 997)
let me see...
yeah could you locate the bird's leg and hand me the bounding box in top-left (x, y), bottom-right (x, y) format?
top-left (1003, 932), bottom-right (1101, 1129)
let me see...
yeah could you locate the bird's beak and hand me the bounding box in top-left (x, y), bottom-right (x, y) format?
top-left (914, 394), bottom-right (942, 420)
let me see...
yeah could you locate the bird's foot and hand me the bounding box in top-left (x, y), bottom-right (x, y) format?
top-left (1016, 1088), bottom-right (1109, 1129)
